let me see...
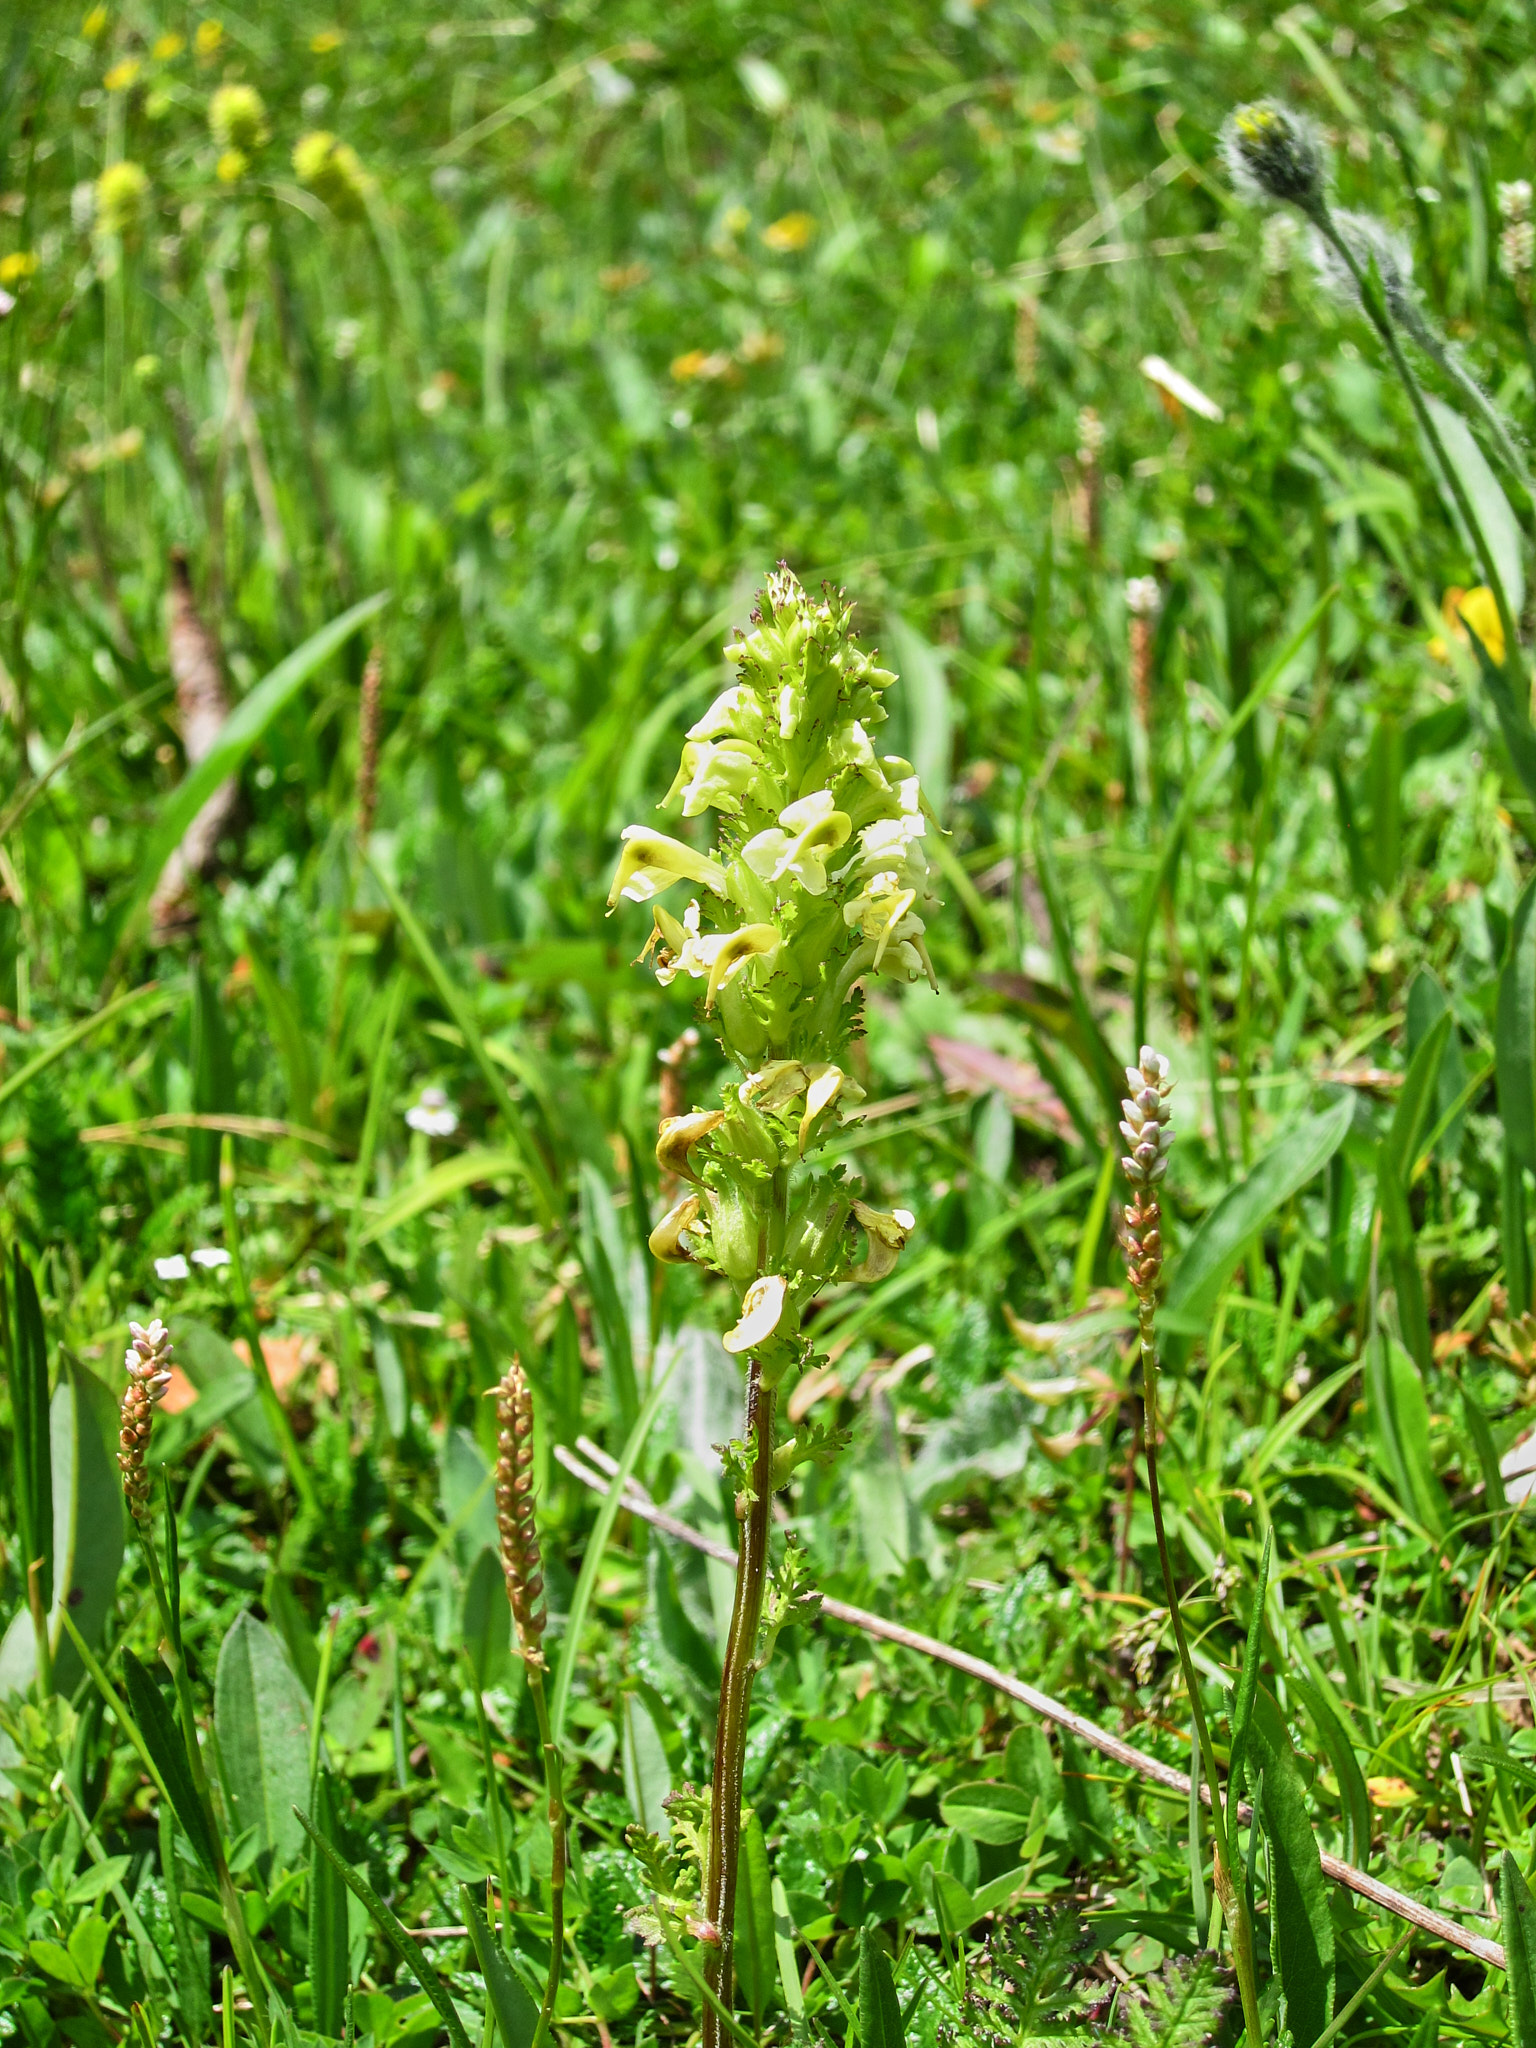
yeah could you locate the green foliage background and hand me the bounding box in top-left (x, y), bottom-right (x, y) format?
top-left (5, 0), bottom-right (1536, 2041)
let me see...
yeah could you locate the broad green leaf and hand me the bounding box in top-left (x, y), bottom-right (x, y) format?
top-left (6, 1252), bottom-right (52, 1618)
top-left (461, 1884), bottom-right (539, 2048)
top-left (1227, 1531), bottom-right (1272, 1824)
top-left (1424, 394), bottom-right (1524, 618)
top-left (550, 1344), bottom-right (678, 1744)
top-left (1162, 1097), bottom-right (1354, 1337)
top-left (129, 591), bottom-right (389, 923)
top-left (1058, 1733), bottom-right (1114, 1860)
top-left (938, 1780), bottom-right (1036, 1845)
top-left (621, 1690), bottom-right (672, 1838)
top-left (1004, 1724), bottom-right (1061, 1814)
top-left (294, 1806), bottom-right (472, 2048)
top-left (1503, 1851), bottom-right (1536, 2048)
top-left (121, 1650), bottom-right (220, 1876)
top-left (1406, 969), bottom-right (1467, 1164)
top-left (325, 1622), bottom-right (397, 1757)
top-left (857, 1927), bottom-right (904, 2048)
top-left (215, 1612), bottom-right (313, 1871)
top-left (734, 1810), bottom-right (776, 2032)
top-left (1377, 1149), bottom-right (1431, 1374)
top-left (358, 1148), bottom-right (528, 1246)
top-left (441, 1428), bottom-right (498, 1566)
top-left (772, 1877), bottom-right (805, 2021)
top-left (1498, 872), bottom-right (1536, 1175)
top-left (309, 1770), bottom-right (350, 2039)
top-left (461, 1547), bottom-right (512, 1692)
top-left (1290, 1676), bottom-right (1371, 1869)
top-left (0, 1360), bottom-right (124, 1700)
top-left (1384, 1010), bottom-right (1451, 1183)
top-left (1365, 1334), bottom-right (1445, 1536)
top-left (1251, 1707), bottom-right (1335, 2048)
top-left (885, 614), bottom-right (952, 823)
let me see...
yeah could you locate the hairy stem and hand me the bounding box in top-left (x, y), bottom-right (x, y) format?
top-left (701, 1362), bottom-right (776, 2048)
top-left (526, 1662), bottom-right (566, 2047)
top-left (1139, 1305), bottom-right (1263, 2046)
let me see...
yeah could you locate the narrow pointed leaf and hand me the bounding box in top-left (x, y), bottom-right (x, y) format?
top-left (121, 1650), bottom-right (220, 1877)
top-left (461, 1885), bottom-right (539, 2048)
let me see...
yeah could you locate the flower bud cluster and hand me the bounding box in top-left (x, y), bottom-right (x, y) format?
top-left (495, 1359), bottom-right (547, 1664)
top-left (1119, 1047), bottom-right (1173, 1304)
top-left (1219, 101), bottom-right (1327, 215)
top-left (615, 568), bottom-right (939, 1382)
top-left (119, 1319), bottom-right (175, 1521)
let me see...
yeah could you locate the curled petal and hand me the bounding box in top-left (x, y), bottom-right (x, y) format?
top-left (740, 1060), bottom-right (810, 1112)
top-left (706, 923), bottom-right (781, 1009)
top-left (723, 1273), bottom-right (787, 1355)
top-left (608, 827), bottom-right (728, 908)
top-left (656, 1110), bottom-right (725, 1184)
top-left (649, 1194), bottom-right (702, 1263)
top-left (849, 1200), bottom-right (915, 1283)
top-left (800, 1062), bottom-right (862, 1154)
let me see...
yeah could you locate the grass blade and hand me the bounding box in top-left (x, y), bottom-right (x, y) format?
top-left (294, 1804), bottom-right (472, 2048)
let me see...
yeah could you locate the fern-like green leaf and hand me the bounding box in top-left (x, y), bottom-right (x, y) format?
top-left (1119, 1954), bottom-right (1233, 2048)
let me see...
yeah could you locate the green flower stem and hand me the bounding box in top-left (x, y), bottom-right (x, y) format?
top-left (1137, 1301), bottom-right (1263, 2047)
top-left (27, 1558), bottom-right (53, 1702)
top-left (466, 1660), bottom-right (515, 1959)
top-left (1312, 205), bottom-right (1520, 668)
top-left (142, 1531), bottom-right (271, 2033)
top-left (525, 1660), bottom-right (566, 2048)
top-left (701, 1362), bottom-right (777, 2048)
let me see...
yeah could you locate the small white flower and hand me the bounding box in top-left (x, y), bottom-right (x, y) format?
top-left (1125, 576), bottom-right (1162, 618)
top-left (190, 1246), bottom-right (232, 1269)
top-left (154, 1255), bottom-right (190, 1281)
top-left (406, 1087), bottom-right (459, 1137)
top-left (1499, 179), bottom-right (1532, 225)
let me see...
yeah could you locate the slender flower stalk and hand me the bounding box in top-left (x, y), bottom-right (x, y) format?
top-left (611, 567), bottom-right (938, 2044)
top-left (356, 641), bottom-right (384, 843)
top-left (1118, 1049), bottom-right (1264, 2048)
top-left (1221, 99), bottom-right (1524, 668)
top-left (496, 1360), bottom-right (565, 2048)
top-left (116, 1318), bottom-right (271, 2033)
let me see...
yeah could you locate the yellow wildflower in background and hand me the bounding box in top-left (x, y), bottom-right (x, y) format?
top-left (210, 83), bottom-right (268, 154)
top-left (95, 160), bottom-right (148, 236)
top-left (311, 28), bottom-right (344, 53)
top-left (1429, 585), bottom-right (1506, 666)
top-left (761, 211), bottom-right (815, 252)
top-left (292, 131), bottom-right (371, 219)
top-left (82, 6), bottom-right (109, 39)
top-left (0, 252), bottom-right (39, 285)
top-left (152, 31), bottom-right (185, 59)
top-left (195, 19), bottom-right (223, 57)
top-left (104, 57), bottom-right (141, 91)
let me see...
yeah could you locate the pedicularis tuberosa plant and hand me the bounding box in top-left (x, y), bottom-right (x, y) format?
top-left (609, 566), bottom-right (941, 2041)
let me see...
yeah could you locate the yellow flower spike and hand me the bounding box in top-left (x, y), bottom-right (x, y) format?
top-left (649, 1193), bottom-right (702, 1263)
top-left (152, 31), bottom-right (184, 58)
top-left (741, 790), bottom-right (852, 897)
top-left (195, 19), bottom-right (223, 57)
top-left (656, 1110), bottom-right (725, 1184)
top-left (723, 1274), bottom-right (787, 1354)
top-left (104, 57), bottom-right (141, 92)
top-left (82, 6), bottom-right (109, 39)
top-left (607, 827), bottom-right (728, 907)
top-left (848, 1200), bottom-right (915, 1283)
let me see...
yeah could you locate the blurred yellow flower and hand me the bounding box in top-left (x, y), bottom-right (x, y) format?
top-left (1429, 585), bottom-right (1506, 666)
top-left (0, 252), bottom-right (39, 284)
top-left (761, 211), bottom-right (814, 252)
top-left (737, 328), bottom-right (783, 365)
top-left (82, 6), bottom-right (109, 39)
top-left (292, 130), bottom-right (370, 218)
top-left (195, 19), bottom-right (223, 57)
top-left (209, 83), bottom-right (267, 153)
top-left (104, 57), bottom-right (141, 91)
top-left (96, 159), bottom-right (148, 235)
top-left (311, 27), bottom-right (344, 53)
top-left (722, 204), bottom-right (751, 236)
top-left (1366, 1775), bottom-right (1415, 1808)
top-left (216, 149), bottom-right (248, 183)
top-left (152, 31), bottom-right (185, 59)
top-left (670, 348), bottom-right (734, 383)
